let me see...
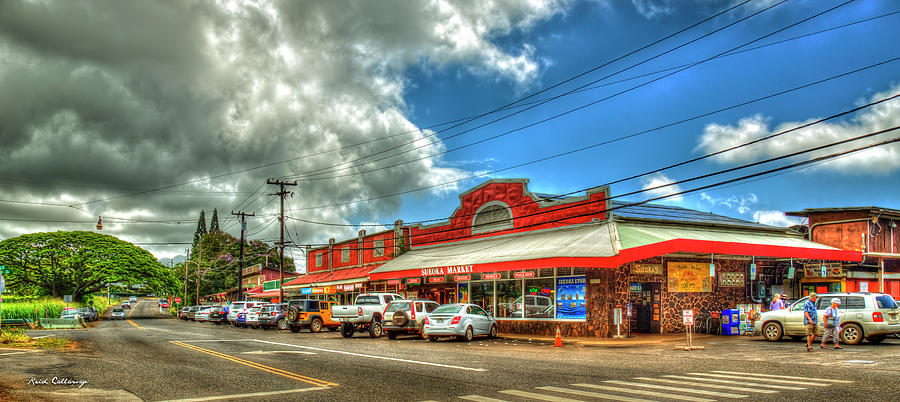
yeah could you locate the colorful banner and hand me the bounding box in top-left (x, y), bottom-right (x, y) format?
top-left (556, 276), bottom-right (586, 319)
top-left (457, 283), bottom-right (469, 303)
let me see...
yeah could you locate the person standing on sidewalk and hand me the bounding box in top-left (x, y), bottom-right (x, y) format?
top-left (770, 294), bottom-right (785, 311)
top-left (804, 293), bottom-right (819, 352)
top-left (821, 297), bottom-right (843, 349)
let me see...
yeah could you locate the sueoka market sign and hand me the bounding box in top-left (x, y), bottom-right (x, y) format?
top-left (420, 265), bottom-right (474, 277)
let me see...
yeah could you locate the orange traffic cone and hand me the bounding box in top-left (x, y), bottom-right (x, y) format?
top-left (554, 326), bottom-right (563, 347)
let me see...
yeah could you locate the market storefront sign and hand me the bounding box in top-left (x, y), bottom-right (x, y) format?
top-left (514, 271), bottom-right (535, 278)
top-left (631, 263), bottom-right (663, 276)
top-left (300, 288), bottom-right (312, 295)
top-left (803, 262), bottom-right (842, 278)
top-left (406, 277), bottom-right (421, 284)
top-left (454, 275), bottom-right (471, 282)
top-left (387, 279), bottom-right (401, 285)
top-left (428, 276), bottom-right (446, 283)
top-left (420, 265), bottom-right (474, 277)
top-left (482, 273), bottom-right (501, 280)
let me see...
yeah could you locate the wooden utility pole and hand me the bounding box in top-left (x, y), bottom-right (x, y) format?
top-left (195, 243), bottom-right (203, 305)
top-left (231, 211), bottom-right (255, 301)
top-left (267, 179), bottom-right (297, 303)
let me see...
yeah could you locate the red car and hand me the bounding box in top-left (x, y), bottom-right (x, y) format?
top-left (161, 302), bottom-right (169, 308)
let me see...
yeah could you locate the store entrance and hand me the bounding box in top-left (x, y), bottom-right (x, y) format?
top-left (422, 285), bottom-right (457, 304)
top-left (629, 282), bottom-right (660, 334)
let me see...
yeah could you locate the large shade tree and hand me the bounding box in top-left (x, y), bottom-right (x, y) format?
top-left (0, 231), bottom-right (179, 301)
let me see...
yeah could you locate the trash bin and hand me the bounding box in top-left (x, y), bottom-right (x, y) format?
top-left (721, 309), bottom-right (740, 336)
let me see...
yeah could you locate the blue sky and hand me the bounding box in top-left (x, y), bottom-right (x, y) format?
top-left (396, 0), bottom-right (900, 228)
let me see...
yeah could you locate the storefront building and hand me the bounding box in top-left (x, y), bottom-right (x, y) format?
top-left (365, 179), bottom-right (860, 337)
top-left (786, 207), bottom-right (900, 298)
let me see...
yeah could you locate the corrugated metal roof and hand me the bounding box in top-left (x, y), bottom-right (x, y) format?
top-left (369, 222), bottom-right (616, 274)
top-left (610, 201), bottom-right (778, 229)
top-left (616, 221), bottom-right (841, 251)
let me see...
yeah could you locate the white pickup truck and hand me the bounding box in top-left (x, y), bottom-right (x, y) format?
top-left (331, 293), bottom-right (404, 338)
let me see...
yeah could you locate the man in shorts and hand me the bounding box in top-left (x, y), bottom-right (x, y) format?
top-left (804, 292), bottom-right (819, 352)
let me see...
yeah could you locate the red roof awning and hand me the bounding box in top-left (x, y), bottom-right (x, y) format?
top-left (283, 266), bottom-right (377, 287)
top-left (244, 285), bottom-right (263, 294)
top-left (249, 290), bottom-right (282, 298)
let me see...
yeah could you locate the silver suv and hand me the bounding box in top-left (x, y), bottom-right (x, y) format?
top-left (383, 300), bottom-right (440, 339)
top-left (755, 292), bottom-right (900, 345)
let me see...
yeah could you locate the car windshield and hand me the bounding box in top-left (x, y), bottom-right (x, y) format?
top-left (113, 308), bottom-right (124, 312)
top-left (876, 295), bottom-right (897, 309)
top-left (385, 302), bottom-right (410, 313)
top-left (431, 305), bottom-right (463, 315)
top-left (231, 303), bottom-right (246, 310)
top-left (355, 296), bottom-right (381, 305)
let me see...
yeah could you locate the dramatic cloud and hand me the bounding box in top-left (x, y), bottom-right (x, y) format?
top-left (696, 82), bottom-right (900, 174)
top-left (0, 0), bottom-right (570, 258)
top-left (699, 192), bottom-right (758, 215)
top-left (752, 210), bottom-right (802, 227)
top-left (640, 173), bottom-right (682, 203)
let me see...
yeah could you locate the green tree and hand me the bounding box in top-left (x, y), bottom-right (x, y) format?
top-left (193, 210), bottom-right (207, 244)
top-left (210, 208), bottom-right (220, 232)
top-left (0, 231), bottom-right (179, 301)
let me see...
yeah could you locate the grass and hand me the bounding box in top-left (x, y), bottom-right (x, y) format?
top-left (0, 294), bottom-right (121, 321)
top-left (0, 328), bottom-right (74, 350)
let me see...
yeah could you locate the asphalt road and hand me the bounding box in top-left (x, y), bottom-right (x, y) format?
top-left (3, 299), bottom-right (900, 401)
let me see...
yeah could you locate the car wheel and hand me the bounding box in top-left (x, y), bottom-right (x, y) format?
top-left (489, 324), bottom-right (498, 338)
top-left (277, 318), bottom-right (289, 330)
top-left (310, 318), bottom-right (323, 333)
top-left (762, 322), bottom-right (783, 342)
top-left (866, 335), bottom-right (887, 344)
top-left (386, 331), bottom-right (398, 340)
top-left (462, 326), bottom-right (474, 342)
top-left (340, 323), bottom-right (355, 338)
top-left (426, 335), bottom-right (437, 342)
top-left (840, 323), bottom-right (864, 345)
top-left (289, 325), bottom-right (301, 333)
top-left (368, 321), bottom-right (383, 338)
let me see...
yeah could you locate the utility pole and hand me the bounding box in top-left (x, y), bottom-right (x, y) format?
top-left (183, 248), bottom-right (189, 306)
top-left (195, 242), bottom-right (203, 305)
top-left (268, 179), bottom-right (297, 304)
top-left (231, 211), bottom-right (255, 301)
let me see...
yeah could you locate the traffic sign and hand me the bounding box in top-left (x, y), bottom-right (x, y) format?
top-left (682, 309), bottom-right (694, 326)
top-left (174, 297), bottom-right (182, 303)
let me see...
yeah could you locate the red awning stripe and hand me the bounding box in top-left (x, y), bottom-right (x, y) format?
top-left (283, 265), bottom-right (380, 287)
top-left (244, 286), bottom-right (263, 294)
top-left (248, 290), bottom-right (282, 298)
top-left (367, 239), bottom-right (861, 280)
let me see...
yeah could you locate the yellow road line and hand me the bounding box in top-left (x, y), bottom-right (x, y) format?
top-left (169, 341), bottom-right (337, 387)
top-left (126, 319), bottom-right (144, 329)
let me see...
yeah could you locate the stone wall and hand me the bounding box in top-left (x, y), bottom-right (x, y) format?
top-left (660, 257), bottom-right (750, 333)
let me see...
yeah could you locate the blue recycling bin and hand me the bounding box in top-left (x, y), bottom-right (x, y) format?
top-left (721, 309), bottom-right (740, 336)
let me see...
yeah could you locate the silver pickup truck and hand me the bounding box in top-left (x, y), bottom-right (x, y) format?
top-left (331, 293), bottom-right (404, 338)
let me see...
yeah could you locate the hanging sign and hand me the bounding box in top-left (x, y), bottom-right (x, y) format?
top-left (514, 271), bottom-right (535, 279)
top-left (427, 276), bottom-right (445, 283)
top-left (406, 278), bottom-right (421, 285)
top-left (387, 279), bottom-right (401, 285)
top-left (454, 275), bottom-right (471, 282)
top-left (482, 273), bottom-right (501, 280)
top-left (787, 266), bottom-right (795, 279)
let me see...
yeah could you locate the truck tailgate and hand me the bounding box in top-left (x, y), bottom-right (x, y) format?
top-left (331, 305), bottom-right (360, 319)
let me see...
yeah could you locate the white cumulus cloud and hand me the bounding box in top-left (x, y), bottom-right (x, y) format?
top-left (752, 210), bottom-right (802, 227)
top-left (641, 173), bottom-right (682, 202)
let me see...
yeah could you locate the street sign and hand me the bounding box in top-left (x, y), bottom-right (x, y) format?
top-left (174, 297), bottom-right (182, 303)
top-left (682, 310), bottom-right (694, 326)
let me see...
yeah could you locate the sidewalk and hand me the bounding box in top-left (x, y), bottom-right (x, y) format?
top-left (498, 332), bottom-right (716, 347)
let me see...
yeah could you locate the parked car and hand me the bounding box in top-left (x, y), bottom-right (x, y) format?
top-left (383, 300), bottom-right (440, 339)
top-left (60, 308), bottom-right (82, 320)
top-left (194, 306), bottom-right (214, 322)
top-left (160, 301), bottom-right (169, 308)
top-left (178, 306), bottom-right (190, 319)
top-left (423, 303), bottom-right (498, 342)
top-left (332, 293), bottom-right (404, 338)
top-left (755, 292), bottom-right (900, 345)
top-left (130, 296), bottom-right (138, 302)
top-left (286, 300), bottom-right (340, 333)
top-left (257, 303), bottom-right (288, 330)
top-left (207, 306), bottom-right (229, 325)
top-left (227, 301), bottom-right (264, 327)
top-left (80, 307), bottom-right (99, 322)
top-left (111, 308), bottom-right (126, 320)
top-left (511, 295), bottom-right (555, 318)
top-left (245, 307), bottom-right (263, 328)
top-left (122, 301), bottom-right (131, 309)
top-left (183, 305), bottom-right (201, 321)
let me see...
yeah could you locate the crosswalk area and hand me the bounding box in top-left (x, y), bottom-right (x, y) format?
top-left (456, 370), bottom-right (853, 401)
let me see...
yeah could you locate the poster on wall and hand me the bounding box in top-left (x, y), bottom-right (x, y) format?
top-left (457, 283), bottom-right (469, 304)
top-left (667, 262), bottom-right (712, 293)
top-left (556, 276), bottom-right (586, 319)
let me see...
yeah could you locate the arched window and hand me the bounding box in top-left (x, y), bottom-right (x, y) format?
top-left (472, 204), bottom-right (513, 234)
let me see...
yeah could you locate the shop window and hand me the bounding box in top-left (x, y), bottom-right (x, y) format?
top-left (341, 247), bottom-right (350, 263)
top-left (315, 254), bottom-right (322, 267)
top-left (556, 267), bottom-right (571, 277)
top-left (538, 268), bottom-right (554, 278)
top-left (496, 280), bottom-right (522, 318)
top-left (373, 239), bottom-right (384, 257)
top-left (573, 267), bottom-right (587, 275)
top-left (472, 203), bottom-right (513, 234)
top-left (471, 281), bottom-right (495, 316)
top-left (525, 278), bottom-right (555, 318)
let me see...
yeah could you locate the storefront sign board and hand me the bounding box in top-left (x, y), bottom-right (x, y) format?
top-left (556, 276), bottom-right (586, 319)
top-left (454, 275), bottom-right (471, 282)
top-left (631, 264), bottom-right (663, 276)
top-left (803, 262), bottom-right (842, 278)
top-left (514, 271), bottom-right (535, 278)
top-left (387, 279), bottom-right (401, 285)
top-left (300, 288), bottom-right (312, 295)
top-left (420, 265), bottom-right (474, 277)
top-left (406, 278), bottom-right (421, 284)
top-left (682, 310), bottom-right (694, 325)
top-left (667, 262), bottom-right (712, 293)
top-left (427, 276), bottom-right (445, 283)
top-left (482, 273), bottom-right (501, 280)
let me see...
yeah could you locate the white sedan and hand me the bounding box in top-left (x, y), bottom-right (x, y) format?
top-left (423, 303), bottom-right (498, 342)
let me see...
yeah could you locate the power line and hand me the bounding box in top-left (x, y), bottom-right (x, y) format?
top-left (280, 0), bottom-right (849, 183)
top-left (290, 132), bottom-right (900, 250)
top-left (281, 1), bottom-right (779, 181)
